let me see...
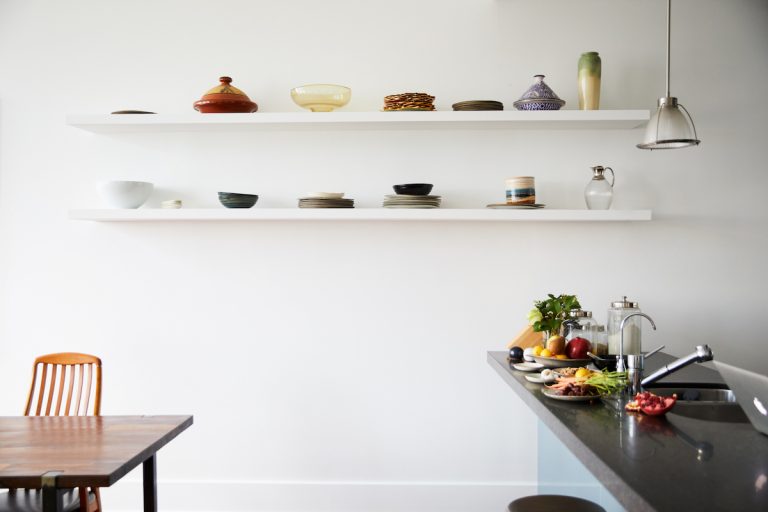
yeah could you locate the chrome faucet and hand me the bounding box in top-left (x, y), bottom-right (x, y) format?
top-left (616, 313), bottom-right (657, 373)
top-left (641, 345), bottom-right (714, 387)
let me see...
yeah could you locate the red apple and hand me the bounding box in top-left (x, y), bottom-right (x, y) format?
top-left (566, 337), bottom-right (592, 360)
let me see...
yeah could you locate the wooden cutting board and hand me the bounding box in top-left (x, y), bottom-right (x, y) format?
top-left (507, 325), bottom-right (544, 349)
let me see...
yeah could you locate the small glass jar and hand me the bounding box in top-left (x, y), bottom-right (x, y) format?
top-left (591, 325), bottom-right (608, 355)
top-left (563, 309), bottom-right (596, 340)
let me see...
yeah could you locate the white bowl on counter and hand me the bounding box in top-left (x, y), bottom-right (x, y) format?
top-left (99, 180), bottom-right (154, 209)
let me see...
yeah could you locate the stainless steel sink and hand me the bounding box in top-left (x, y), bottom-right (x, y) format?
top-left (644, 383), bottom-right (748, 422)
top-left (645, 386), bottom-right (736, 403)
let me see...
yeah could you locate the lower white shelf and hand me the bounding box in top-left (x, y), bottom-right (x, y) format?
top-left (69, 208), bottom-right (652, 222)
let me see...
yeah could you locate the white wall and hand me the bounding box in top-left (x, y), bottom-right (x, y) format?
top-left (1, 0), bottom-right (767, 510)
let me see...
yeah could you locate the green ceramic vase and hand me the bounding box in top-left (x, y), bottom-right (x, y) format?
top-left (578, 51), bottom-right (601, 110)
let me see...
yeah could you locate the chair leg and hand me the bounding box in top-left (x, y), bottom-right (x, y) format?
top-left (79, 487), bottom-right (89, 512)
top-left (92, 488), bottom-right (102, 512)
top-left (78, 486), bottom-right (101, 512)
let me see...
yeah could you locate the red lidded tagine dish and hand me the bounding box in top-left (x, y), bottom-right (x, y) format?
top-left (193, 76), bottom-right (258, 113)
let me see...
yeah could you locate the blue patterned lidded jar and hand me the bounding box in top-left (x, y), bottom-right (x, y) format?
top-left (513, 75), bottom-right (566, 111)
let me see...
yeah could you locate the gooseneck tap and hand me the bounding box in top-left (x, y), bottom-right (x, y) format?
top-left (641, 345), bottom-right (714, 387)
top-left (616, 313), bottom-right (657, 373)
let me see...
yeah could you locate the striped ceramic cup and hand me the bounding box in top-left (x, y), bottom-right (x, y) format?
top-left (505, 176), bottom-right (536, 205)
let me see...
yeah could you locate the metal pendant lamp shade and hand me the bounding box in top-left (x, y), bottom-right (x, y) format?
top-left (637, 0), bottom-right (700, 150)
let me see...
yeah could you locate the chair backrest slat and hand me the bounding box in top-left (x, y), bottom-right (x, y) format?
top-left (94, 364), bottom-right (102, 415)
top-left (65, 365), bottom-right (75, 415)
top-left (55, 366), bottom-right (66, 415)
top-left (83, 364), bottom-right (93, 415)
top-left (35, 364), bottom-right (48, 416)
top-left (74, 364), bottom-right (84, 415)
top-left (24, 353), bottom-right (102, 417)
top-left (44, 365), bottom-right (58, 415)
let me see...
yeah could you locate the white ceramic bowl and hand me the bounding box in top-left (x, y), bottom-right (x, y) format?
top-left (99, 180), bottom-right (154, 208)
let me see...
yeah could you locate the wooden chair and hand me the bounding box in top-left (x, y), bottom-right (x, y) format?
top-left (24, 352), bottom-right (102, 418)
top-left (6, 353), bottom-right (104, 512)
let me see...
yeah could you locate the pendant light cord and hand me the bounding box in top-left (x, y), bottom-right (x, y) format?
top-left (666, 0), bottom-right (671, 98)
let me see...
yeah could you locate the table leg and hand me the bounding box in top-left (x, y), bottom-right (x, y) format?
top-left (41, 471), bottom-right (64, 512)
top-left (142, 454), bottom-right (157, 512)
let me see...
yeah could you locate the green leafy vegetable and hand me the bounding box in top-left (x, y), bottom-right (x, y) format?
top-left (584, 371), bottom-right (628, 395)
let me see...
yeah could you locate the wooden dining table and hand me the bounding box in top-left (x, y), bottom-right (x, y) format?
top-left (0, 415), bottom-right (193, 512)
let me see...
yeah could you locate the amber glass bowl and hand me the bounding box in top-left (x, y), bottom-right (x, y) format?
top-left (290, 84), bottom-right (351, 112)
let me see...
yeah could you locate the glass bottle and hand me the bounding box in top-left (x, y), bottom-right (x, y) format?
top-left (578, 51), bottom-right (601, 110)
top-left (585, 165), bottom-right (615, 210)
top-left (607, 296), bottom-right (642, 355)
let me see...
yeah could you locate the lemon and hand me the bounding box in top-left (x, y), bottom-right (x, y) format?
top-left (555, 354), bottom-right (568, 360)
top-left (575, 368), bottom-right (591, 380)
top-left (540, 348), bottom-right (553, 358)
top-left (532, 345), bottom-right (544, 357)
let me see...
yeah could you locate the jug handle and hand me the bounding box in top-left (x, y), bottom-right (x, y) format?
top-left (604, 167), bottom-right (615, 188)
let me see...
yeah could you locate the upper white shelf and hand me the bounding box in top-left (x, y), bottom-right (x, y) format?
top-left (69, 208), bottom-right (652, 222)
top-left (66, 110), bottom-right (650, 133)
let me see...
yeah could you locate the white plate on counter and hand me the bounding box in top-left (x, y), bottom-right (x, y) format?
top-left (525, 374), bottom-right (554, 384)
top-left (513, 362), bottom-right (544, 372)
top-left (541, 388), bottom-right (600, 402)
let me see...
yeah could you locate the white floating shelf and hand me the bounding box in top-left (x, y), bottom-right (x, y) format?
top-left (66, 110), bottom-right (650, 133)
top-left (69, 209), bottom-right (652, 222)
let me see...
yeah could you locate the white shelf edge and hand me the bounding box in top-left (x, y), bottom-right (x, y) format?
top-left (69, 208), bottom-right (652, 222)
top-left (66, 110), bottom-right (650, 132)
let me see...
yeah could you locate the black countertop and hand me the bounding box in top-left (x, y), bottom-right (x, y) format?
top-left (488, 351), bottom-right (768, 511)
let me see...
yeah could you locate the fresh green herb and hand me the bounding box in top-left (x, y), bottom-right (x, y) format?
top-left (527, 294), bottom-right (581, 335)
top-left (584, 371), bottom-right (628, 395)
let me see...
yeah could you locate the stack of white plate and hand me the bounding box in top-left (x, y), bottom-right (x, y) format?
top-left (299, 192), bottom-right (354, 208)
top-left (382, 194), bottom-right (441, 209)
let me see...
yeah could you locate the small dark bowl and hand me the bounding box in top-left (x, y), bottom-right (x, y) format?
top-left (393, 183), bottom-right (433, 196)
top-left (218, 192), bottom-right (258, 208)
top-left (591, 354), bottom-right (628, 371)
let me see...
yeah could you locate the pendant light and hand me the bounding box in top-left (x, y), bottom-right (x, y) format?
top-left (637, 0), bottom-right (700, 150)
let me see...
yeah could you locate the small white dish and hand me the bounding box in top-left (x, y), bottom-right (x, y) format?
top-left (486, 203), bottom-right (546, 209)
top-left (513, 362), bottom-right (544, 372)
top-left (161, 199), bottom-right (182, 209)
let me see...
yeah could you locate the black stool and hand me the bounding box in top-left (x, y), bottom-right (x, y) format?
top-left (508, 494), bottom-right (607, 512)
